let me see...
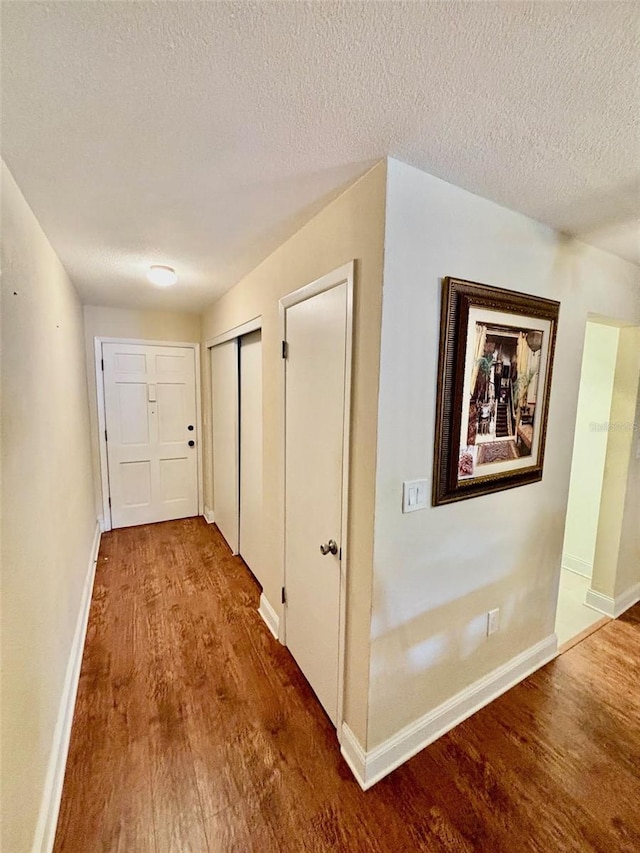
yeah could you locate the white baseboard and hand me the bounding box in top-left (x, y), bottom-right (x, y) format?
top-left (341, 633), bottom-right (558, 790)
top-left (585, 582), bottom-right (640, 619)
top-left (203, 505), bottom-right (215, 524)
top-left (31, 522), bottom-right (101, 853)
top-left (561, 553), bottom-right (592, 578)
top-left (258, 593), bottom-right (280, 641)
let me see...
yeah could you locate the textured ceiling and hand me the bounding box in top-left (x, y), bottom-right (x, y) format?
top-left (2, 1), bottom-right (639, 312)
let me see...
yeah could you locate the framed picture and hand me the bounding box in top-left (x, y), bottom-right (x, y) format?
top-left (433, 277), bottom-right (560, 506)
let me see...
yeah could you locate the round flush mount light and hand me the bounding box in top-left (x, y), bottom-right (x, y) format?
top-left (147, 265), bottom-right (178, 287)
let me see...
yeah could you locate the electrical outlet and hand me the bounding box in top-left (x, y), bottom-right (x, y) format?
top-left (487, 608), bottom-right (500, 636)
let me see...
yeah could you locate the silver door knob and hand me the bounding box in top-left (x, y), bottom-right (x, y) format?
top-left (320, 539), bottom-right (338, 556)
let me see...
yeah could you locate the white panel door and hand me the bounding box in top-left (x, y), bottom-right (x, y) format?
top-left (211, 340), bottom-right (240, 553)
top-left (285, 282), bottom-right (348, 725)
top-left (239, 330), bottom-right (263, 580)
top-left (103, 343), bottom-right (198, 529)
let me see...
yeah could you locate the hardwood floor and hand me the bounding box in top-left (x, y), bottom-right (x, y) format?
top-left (55, 518), bottom-right (640, 853)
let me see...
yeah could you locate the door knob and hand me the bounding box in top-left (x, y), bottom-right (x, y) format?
top-left (320, 539), bottom-right (338, 556)
top-left (188, 424), bottom-right (194, 431)
top-left (188, 440), bottom-right (195, 447)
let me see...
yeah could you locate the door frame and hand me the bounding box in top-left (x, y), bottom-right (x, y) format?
top-left (204, 315), bottom-right (262, 350)
top-left (279, 261), bottom-right (354, 742)
top-left (205, 315), bottom-right (263, 551)
top-left (94, 337), bottom-right (203, 532)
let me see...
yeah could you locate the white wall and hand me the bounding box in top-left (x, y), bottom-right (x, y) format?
top-left (614, 372), bottom-right (640, 599)
top-left (368, 157), bottom-right (640, 748)
top-left (1, 163), bottom-right (97, 852)
top-left (562, 322), bottom-right (619, 577)
top-left (83, 305), bottom-right (201, 521)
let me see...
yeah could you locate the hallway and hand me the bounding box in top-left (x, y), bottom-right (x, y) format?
top-left (55, 518), bottom-right (640, 853)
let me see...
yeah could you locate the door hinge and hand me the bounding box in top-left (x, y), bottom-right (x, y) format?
top-left (101, 358), bottom-right (104, 371)
top-left (108, 496), bottom-right (111, 507)
top-left (104, 429), bottom-right (108, 442)
top-left (282, 340), bottom-right (288, 359)
top-left (281, 586), bottom-right (287, 604)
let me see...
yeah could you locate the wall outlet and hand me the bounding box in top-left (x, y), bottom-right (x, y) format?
top-left (487, 608), bottom-right (500, 636)
top-left (402, 479), bottom-right (428, 513)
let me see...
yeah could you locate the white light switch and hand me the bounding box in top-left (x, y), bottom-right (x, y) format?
top-left (402, 479), bottom-right (428, 513)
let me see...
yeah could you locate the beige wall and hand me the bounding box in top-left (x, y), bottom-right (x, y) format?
top-left (563, 322), bottom-right (619, 577)
top-left (83, 305), bottom-right (201, 520)
top-left (1, 163), bottom-right (97, 852)
top-left (201, 162), bottom-right (387, 743)
top-left (369, 157), bottom-right (640, 748)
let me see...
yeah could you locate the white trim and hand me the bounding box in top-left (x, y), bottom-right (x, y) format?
top-left (203, 505), bottom-right (215, 524)
top-left (340, 723), bottom-right (368, 785)
top-left (94, 338), bottom-right (203, 530)
top-left (209, 340), bottom-right (241, 555)
top-left (258, 593), bottom-right (281, 641)
top-left (341, 633), bottom-right (558, 790)
top-left (194, 343), bottom-right (204, 519)
top-left (336, 264), bottom-right (354, 745)
top-left (96, 336), bottom-right (199, 348)
top-left (585, 582), bottom-right (640, 618)
top-left (94, 337), bottom-right (111, 531)
top-left (32, 523), bottom-right (101, 853)
top-left (561, 553), bottom-right (592, 578)
top-left (205, 315), bottom-right (262, 349)
top-left (280, 261), bottom-right (355, 744)
top-left (279, 261), bottom-right (354, 310)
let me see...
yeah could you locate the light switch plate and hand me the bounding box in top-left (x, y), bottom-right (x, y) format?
top-left (402, 479), bottom-right (428, 513)
top-left (487, 608), bottom-right (500, 636)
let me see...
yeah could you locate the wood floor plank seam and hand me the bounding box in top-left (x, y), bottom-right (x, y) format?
top-left (54, 518), bottom-right (640, 853)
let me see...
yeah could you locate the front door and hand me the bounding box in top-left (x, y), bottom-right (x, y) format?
top-left (284, 273), bottom-right (350, 726)
top-left (103, 343), bottom-right (198, 529)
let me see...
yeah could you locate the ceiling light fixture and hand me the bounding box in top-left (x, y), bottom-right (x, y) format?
top-left (147, 265), bottom-right (178, 286)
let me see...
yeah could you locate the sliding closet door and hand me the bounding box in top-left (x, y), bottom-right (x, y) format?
top-left (211, 340), bottom-right (239, 553)
top-left (239, 331), bottom-right (263, 579)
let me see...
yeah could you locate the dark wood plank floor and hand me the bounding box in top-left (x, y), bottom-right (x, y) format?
top-left (55, 518), bottom-right (640, 852)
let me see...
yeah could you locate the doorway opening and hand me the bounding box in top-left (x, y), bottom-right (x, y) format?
top-left (556, 317), bottom-right (639, 650)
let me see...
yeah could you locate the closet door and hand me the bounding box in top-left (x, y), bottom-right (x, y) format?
top-left (211, 340), bottom-right (239, 553)
top-left (239, 331), bottom-right (263, 580)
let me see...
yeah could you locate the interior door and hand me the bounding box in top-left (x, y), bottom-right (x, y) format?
top-left (211, 340), bottom-right (240, 553)
top-left (103, 343), bottom-right (198, 529)
top-left (284, 281), bottom-right (348, 726)
top-left (239, 330), bottom-right (263, 580)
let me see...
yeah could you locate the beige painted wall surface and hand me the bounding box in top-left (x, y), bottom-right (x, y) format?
top-left (1, 163), bottom-right (97, 852)
top-left (562, 322), bottom-right (619, 577)
top-left (592, 326), bottom-right (640, 599)
top-left (201, 162), bottom-right (386, 744)
top-left (369, 157), bottom-right (640, 748)
top-left (83, 305), bottom-right (201, 520)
